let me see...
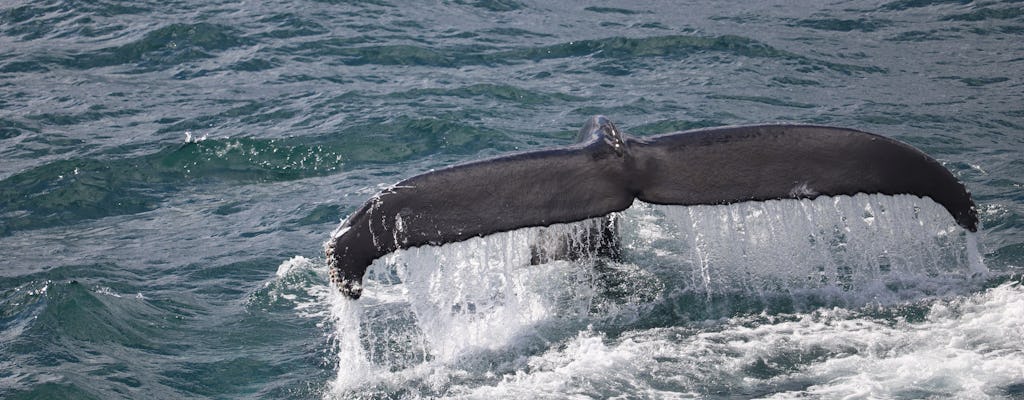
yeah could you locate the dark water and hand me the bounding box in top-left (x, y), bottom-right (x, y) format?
top-left (1, 1), bottom-right (1022, 398)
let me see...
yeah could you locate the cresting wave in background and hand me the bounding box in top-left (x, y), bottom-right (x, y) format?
top-left (1, 1), bottom-right (1022, 399)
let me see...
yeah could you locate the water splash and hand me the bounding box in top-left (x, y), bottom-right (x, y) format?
top-left (375, 219), bottom-right (617, 363)
top-left (183, 130), bottom-right (207, 143)
top-left (325, 194), bottom-right (987, 397)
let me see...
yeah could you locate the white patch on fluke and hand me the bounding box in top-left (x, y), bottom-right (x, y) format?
top-left (789, 182), bottom-right (818, 197)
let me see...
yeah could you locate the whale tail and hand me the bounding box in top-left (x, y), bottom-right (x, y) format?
top-left (327, 116), bottom-right (978, 299)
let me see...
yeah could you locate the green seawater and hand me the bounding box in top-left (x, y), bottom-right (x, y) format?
top-left (1, 1), bottom-right (1022, 399)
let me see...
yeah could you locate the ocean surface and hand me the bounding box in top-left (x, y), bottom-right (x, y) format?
top-left (2, 0), bottom-right (1023, 398)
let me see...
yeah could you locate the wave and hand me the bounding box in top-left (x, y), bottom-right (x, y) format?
top-left (1, 256), bottom-right (338, 399)
top-left (0, 118), bottom-right (517, 236)
top-left (282, 34), bottom-right (883, 74)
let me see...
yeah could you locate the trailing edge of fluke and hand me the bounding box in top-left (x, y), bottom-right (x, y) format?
top-left (326, 116), bottom-right (978, 299)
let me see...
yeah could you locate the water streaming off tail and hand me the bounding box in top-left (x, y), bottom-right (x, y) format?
top-left (623, 194), bottom-right (983, 309)
top-left (372, 218), bottom-right (618, 363)
top-left (327, 194), bottom-right (985, 396)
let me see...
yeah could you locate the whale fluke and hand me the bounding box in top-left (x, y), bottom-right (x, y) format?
top-left (327, 116), bottom-right (978, 299)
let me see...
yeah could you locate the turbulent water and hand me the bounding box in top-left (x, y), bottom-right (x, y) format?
top-left (1, 0), bottom-right (1023, 399)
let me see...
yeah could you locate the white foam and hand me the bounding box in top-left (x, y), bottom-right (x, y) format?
top-left (455, 282), bottom-right (1024, 399)
top-left (255, 256), bottom-right (332, 319)
top-left (94, 285), bottom-right (123, 298)
top-left (765, 282), bottom-right (1024, 398)
top-left (276, 255), bottom-right (311, 277)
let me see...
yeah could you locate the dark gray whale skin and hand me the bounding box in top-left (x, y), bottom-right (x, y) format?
top-left (327, 116), bottom-right (978, 299)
